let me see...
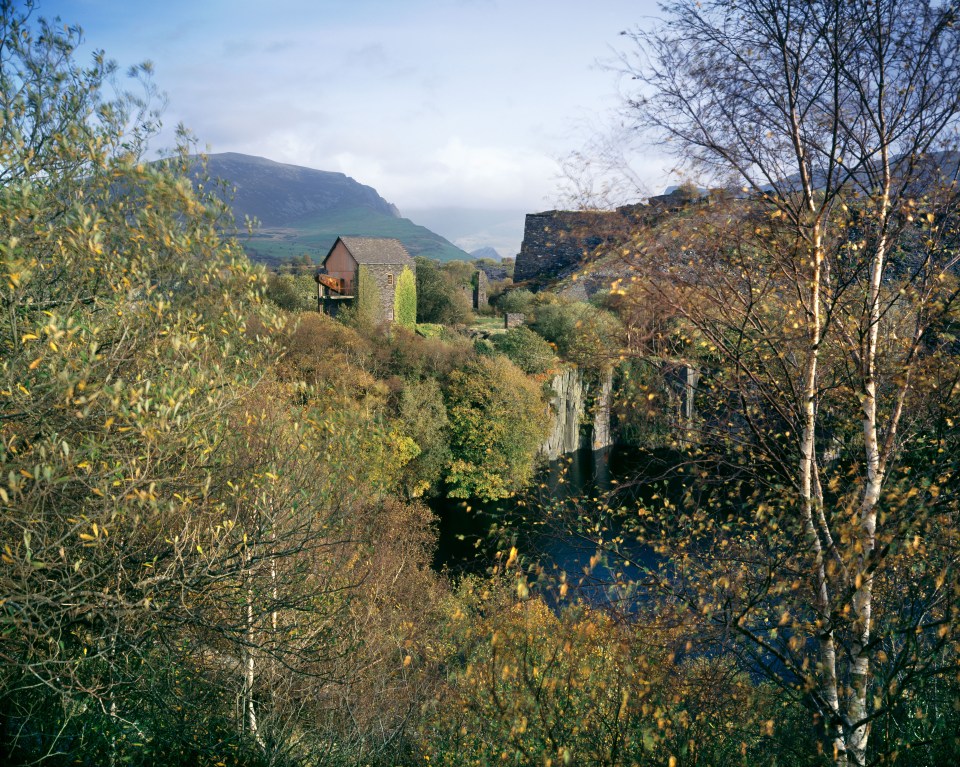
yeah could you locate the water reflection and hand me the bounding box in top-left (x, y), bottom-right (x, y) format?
top-left (431, 447), bottom-right (674, 606)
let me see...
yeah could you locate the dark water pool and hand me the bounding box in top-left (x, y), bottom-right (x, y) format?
top-left (430, 447), bottom-right (686, 604)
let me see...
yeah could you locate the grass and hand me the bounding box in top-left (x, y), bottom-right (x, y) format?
top-left (469, 314), bottom-right (507, 334)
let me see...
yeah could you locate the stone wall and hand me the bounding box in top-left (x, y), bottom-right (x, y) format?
top-left (591, 369), bottom-right (614, 451)
top-left (514, 194), bottom-right (701, 284)
top-left (541, 366), bottom-right (614, 460)
top-left (542, 367), bottom-right (586, 459)
top-left (473, 270), bottom-right (488, 309)
top-left (366, 263), bottom-right (397, 323)
top-left (514, 210), bottom-right (618, 283)
top-left (359, 262), bottom-right (415, 324)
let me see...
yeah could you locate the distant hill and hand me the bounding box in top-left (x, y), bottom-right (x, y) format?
top-left (403, 207), bottom-right (527, 260)
top-left (470, 246), bottom-right (502, 260)
top-left (198, 153), bottom-right (471, 265)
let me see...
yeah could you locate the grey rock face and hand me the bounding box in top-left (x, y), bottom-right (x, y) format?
top-left (541, 366), bottom-right (614, 460)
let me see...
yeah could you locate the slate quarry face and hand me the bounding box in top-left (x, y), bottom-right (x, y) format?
top-left (514, 211), bottom-right (613, 283)
top-left (514, 194), bottom-right (698, 285)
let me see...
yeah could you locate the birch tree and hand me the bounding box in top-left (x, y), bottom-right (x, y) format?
top-left (610, 1), bottom-right (960, 764)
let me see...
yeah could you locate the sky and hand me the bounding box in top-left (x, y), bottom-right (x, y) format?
top-left (38, 0), bottom-right (670, 253)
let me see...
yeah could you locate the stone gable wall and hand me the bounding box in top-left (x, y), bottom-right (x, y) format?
top-left (360, 262), bottom-right (415, 324)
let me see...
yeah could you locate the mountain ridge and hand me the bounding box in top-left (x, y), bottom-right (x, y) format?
top-left (196, 153), bottom-right (471, 264)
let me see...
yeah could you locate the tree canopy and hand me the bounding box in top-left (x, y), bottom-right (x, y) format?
top-left (598, 2), bottom-right (960, 764)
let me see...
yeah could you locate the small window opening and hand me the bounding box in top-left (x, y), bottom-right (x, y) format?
top-left (387, 273), bottom-right (394, 285)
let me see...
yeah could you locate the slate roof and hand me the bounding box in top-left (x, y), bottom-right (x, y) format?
top-left (335, 236), bottom-right (412, 265)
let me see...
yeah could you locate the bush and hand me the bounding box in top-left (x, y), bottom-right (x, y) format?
top-left (495, 288), bottom-right (535, 315)
top-left (266, 272), bottom-right (316, 311)
top-left (376, 325), bottom-right (475, 380)
top-left (444, 356), bottom-right (550, 500)
top-left (415, 323), bottom-right (443, 339)
top-left (530, 296), bottom-right (624, 369)
top-left (394, 378), bottom-right (452, 497)
top-left (414, 582), bottom-right (820, 767)
top-left (354, 264), bottom-right (382, 327)
top-left (416, 256), bottom-right (472, 325)
top-left (491, 326), bottom-right (556, 374)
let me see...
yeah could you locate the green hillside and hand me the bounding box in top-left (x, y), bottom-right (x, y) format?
top-left (200, 153), bottom-right (471, 265)
top-left (240, 207), bottom-right (470, 266)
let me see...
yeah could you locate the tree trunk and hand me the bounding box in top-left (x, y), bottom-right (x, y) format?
top-left (798, 227), bottom-right (847, 765)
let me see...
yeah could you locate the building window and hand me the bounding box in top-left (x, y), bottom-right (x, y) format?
top-left (387, 273), bottom-right (394, 285)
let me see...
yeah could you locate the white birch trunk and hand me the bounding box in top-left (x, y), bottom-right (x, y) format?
top-left (243, 538), bottom-right (266, 751)
top-left (244, 586), bottom-right (265, 748)
top-left (846, 186), bottom-right (891, 767)
top-left (798, 226), bottom-right (846, 765)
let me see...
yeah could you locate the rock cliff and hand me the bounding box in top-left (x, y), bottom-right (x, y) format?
top-left (542, 366), bottom-right (614, 460)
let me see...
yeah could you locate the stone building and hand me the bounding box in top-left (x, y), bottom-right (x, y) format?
top-left (316, 236), bottom-right (415, 323)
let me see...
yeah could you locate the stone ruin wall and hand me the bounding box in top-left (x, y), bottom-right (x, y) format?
top-left (514, 210), bottom-right (619, 283)
top-left (504, 312), bottom-right (525, 329)
top-left (515, 190), bottom-right (702, 284)
top-left (473, 270), bottom-right (488, 309)
top-left (541, 366), bottom-right (615, 460)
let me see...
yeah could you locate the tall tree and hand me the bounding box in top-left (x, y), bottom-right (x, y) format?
top-left (613, 1), bottom-right (960, 764)
top-left (0, 5), bottom-right (411, 762)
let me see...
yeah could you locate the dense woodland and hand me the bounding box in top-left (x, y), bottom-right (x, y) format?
top-left (2, 1), bottom-right (960, 766)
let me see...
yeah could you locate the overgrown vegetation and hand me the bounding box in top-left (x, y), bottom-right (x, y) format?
top-left (3, 2), bottom-right (959, 767)
top-left (393, 265), bottom-right (417, 328)
top-left (352, 263), bottom-right (381, 327)
top-left (491, 326), bottom-right (556, 374)
top-left (415, 255), bottom-right (473, 325)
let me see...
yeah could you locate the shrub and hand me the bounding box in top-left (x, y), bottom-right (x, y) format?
top-left (495, 288), bottom-right (535, 315)
top-left (416, 256), bottom-right (472, 325)
top-left (376, 325), bottom-right (475, 380)
top-left (266, 272), bottom-right (316, 311)
top-left (444, 356), bottom-right (550, 500)
top-left (395, 378), bottom-right (452, 497)
top-left (531, 296), bottom-right (624, 369)
top-left (491, 326), bottom-right (556, 374)
top-left (354, 264), bottom-right (381, 327)
top-left (415, 323), bottom-right (443, 339)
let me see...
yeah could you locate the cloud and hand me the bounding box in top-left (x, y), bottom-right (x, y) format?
top-left (323, 138), bottom-right (559, 209)
top-left (46, 0), bottom-right (668, 211)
